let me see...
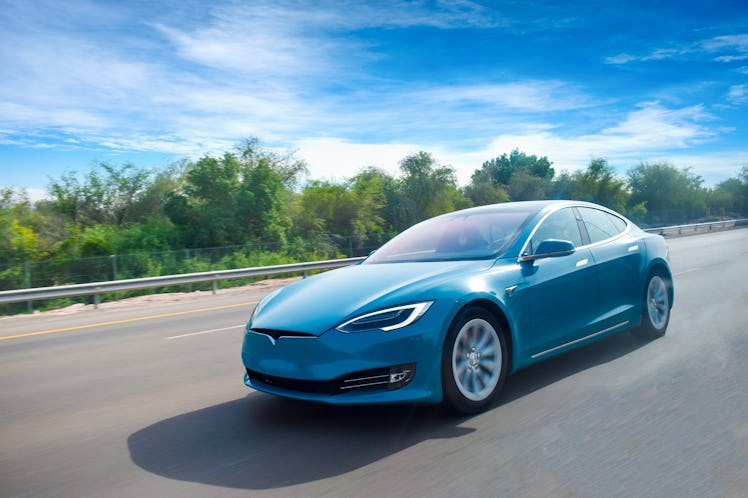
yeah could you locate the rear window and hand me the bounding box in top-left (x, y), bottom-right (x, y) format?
top-left (578, 207), bottom-right (627, 244)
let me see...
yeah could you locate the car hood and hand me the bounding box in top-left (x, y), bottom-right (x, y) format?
top-left (250, 260), bottom-right (494, 334)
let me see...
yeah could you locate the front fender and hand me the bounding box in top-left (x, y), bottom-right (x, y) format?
top-left (445, 284), bottom-right (527, 374)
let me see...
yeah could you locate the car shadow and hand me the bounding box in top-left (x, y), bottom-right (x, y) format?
top-left (127, 331), bottom-right (651, 490)
top-left (498, 330), bottom-right (650, 405)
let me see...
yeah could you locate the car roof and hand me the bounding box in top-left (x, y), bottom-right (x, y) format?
top-left (443, 200), bottom-right (585, 218)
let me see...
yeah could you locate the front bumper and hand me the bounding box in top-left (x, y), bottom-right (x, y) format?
top-left (241, 314), bottom-right (447, 405)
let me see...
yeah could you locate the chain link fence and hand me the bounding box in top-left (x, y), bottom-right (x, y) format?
top-left (3, 209), bottom-right (743, 315)
top-left (0, 234), bottom-right (387, 314)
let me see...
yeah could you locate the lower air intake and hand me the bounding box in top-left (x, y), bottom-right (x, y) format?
top-left (247, 363), bottom-right (416, 395)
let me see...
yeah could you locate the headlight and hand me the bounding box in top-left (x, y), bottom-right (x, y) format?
top-left (336, 301), bottom-right (433, 333)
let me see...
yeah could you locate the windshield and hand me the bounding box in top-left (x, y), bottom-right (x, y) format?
top-left (365, 209), bottom-right (535, 263)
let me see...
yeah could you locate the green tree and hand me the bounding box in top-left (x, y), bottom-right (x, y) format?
top-left (394, 151), bottom-right (471, 230)
top-left (48, 163), bottom-right (153, 227)
top-left (239, 157), bottom-right (294, 244)
top-left (707, 167), bottom-right (748, 217)
top-left (627, 162), bottom-right (707, 224)
top-left (349, 167), bottom-right (392, 242)
top-left (507, 170), bottom-right (548, 201)
top-left (0, 188), bottom-right (49, 263)
top-left (469, 149), bottom-right (554, 202)
top-left (170, 153), bottom-right (243, 246)
top-left (463, 181), bottom-right (510, 206)
top-left (130, 162), bottom-right (186, 221)
top-left (552, 158), bottom-right (629, 213)
top-left (478, 149), bottom-right (555, 185)
top-left (294, 181), bottom-right (357, 239)
top-left (165, 139), bottom-right (305, 248)
top-left (290, 168), bottom-right (393, 256)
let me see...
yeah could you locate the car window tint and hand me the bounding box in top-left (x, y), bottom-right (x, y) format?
top-left (607, 212), bottom-right (627, 232)
top-left (578, 207), bottom-right (624, 243)
top-left (366, 210), bottom-right (535, 263)
top-left (529, 208), bottom-right (582, 254)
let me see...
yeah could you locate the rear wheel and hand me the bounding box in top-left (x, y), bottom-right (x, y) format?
top-left (632, 273), bottom-right (670, 340)
top-left (442, 306), bottom-right (507, 414)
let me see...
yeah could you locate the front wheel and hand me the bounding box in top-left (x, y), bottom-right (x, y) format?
top-left (632, 273), bottom-right (671, 340)
top-left (442, 306), bottom-right (507, 414)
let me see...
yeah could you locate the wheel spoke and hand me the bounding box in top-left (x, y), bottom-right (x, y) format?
top-left (474, 330), bottom-right (488, 351)
top-left (468, 369), bottom-right (478, 393)
top-left (479, 339), bottom-right (496, 357)
top-left (455, 342), bottom-right (467, 357)
top-left (459, 365), bottom-right (470, 385)
top-left (456, 360), bottom-right (466, 375)
top-left (474, 370), bottom-right (487, 390)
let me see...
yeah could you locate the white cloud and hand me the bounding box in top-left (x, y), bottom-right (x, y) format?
top-left (295, 102), bottom-right (721, 186)
top-left (699, 34), bottom-right (748, 53)
top-left (604, 53), bottom-right (637, 65)
top-left (605, 33), bottom-right (748, 65)
top-left (727, 84), bottom-right (748, 104)
top-left (26, 188), bottom-right (49, 202)
top-left (466, 104), bottom-right (716, 177)
top-left (651, 151), bottom-right (748, 185)
top-left (151, 0), bottom-right (505, 77)
top-left (152, 19), bottom-right (337, 77)
top-left (714, 54), bottom-right (748, 63)
top-left (294, 138), bottom-right (423, 181)
top-left (412, 81), bottom-right (595, 112)
top-left (599, 103), bottom-right (712, 145)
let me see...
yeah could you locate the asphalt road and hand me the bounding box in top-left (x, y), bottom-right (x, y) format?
top-left (1, 229), bottom-right (746, 497)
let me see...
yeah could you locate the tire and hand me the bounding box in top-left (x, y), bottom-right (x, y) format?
top-left (442, 306), bottom-right (508, 414)
top-left (632, 273), bottom-right (671, 340)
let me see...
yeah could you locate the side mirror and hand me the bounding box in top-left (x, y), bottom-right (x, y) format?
top-left (521, 239), bottom-right (575, 262)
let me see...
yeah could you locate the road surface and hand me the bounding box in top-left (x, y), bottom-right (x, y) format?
top-left (1, 229), bottom-right (747, 497)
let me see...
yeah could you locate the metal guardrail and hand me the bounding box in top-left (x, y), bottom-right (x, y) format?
top-left (1, 219), bottom-right (746, 309)
top-left (0, 257), bottom-right (365, 307)
top-left (643, 219), bottom-right (748, 235)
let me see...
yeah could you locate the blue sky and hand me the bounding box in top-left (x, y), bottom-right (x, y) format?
top-left (1, 0), bottom-right (747, 199)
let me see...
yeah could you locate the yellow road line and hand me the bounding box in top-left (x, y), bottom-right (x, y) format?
top-left (0, 301), bottom-right (257, 342)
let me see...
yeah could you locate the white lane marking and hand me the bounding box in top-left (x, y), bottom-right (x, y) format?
top-left (675, 268), bottom-right (700, 276)
top-left (166, 325), bottom-right (244, 340)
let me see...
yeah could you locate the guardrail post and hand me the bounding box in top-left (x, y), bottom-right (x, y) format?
top-left (211, 279), bottom-right (218, 295)
top-left (24, 261), bottom-right (33, 313)
top-left (303, 271), bottom-right (308, 279)
top-left (93, 289), bottom-right (100, 309)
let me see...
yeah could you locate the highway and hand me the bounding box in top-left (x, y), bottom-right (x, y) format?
top-left (1, 229), bottom-right (746, 497)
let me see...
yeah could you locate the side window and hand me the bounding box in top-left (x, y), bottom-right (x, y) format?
top-left (578, 207), bottom-right (625, 244)
top-left (607, 212), bottom-right (627, 233)
top-left (528, 208), bottom-right (582, 254)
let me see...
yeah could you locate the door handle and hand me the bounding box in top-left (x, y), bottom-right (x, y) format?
top-left (576, 258), bottom-right (589, 268)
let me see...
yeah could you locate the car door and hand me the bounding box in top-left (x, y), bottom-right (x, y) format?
top-left (520, 207), bottom-right (600, 357)
top-left (577, 207), bottom-right (644, 329)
